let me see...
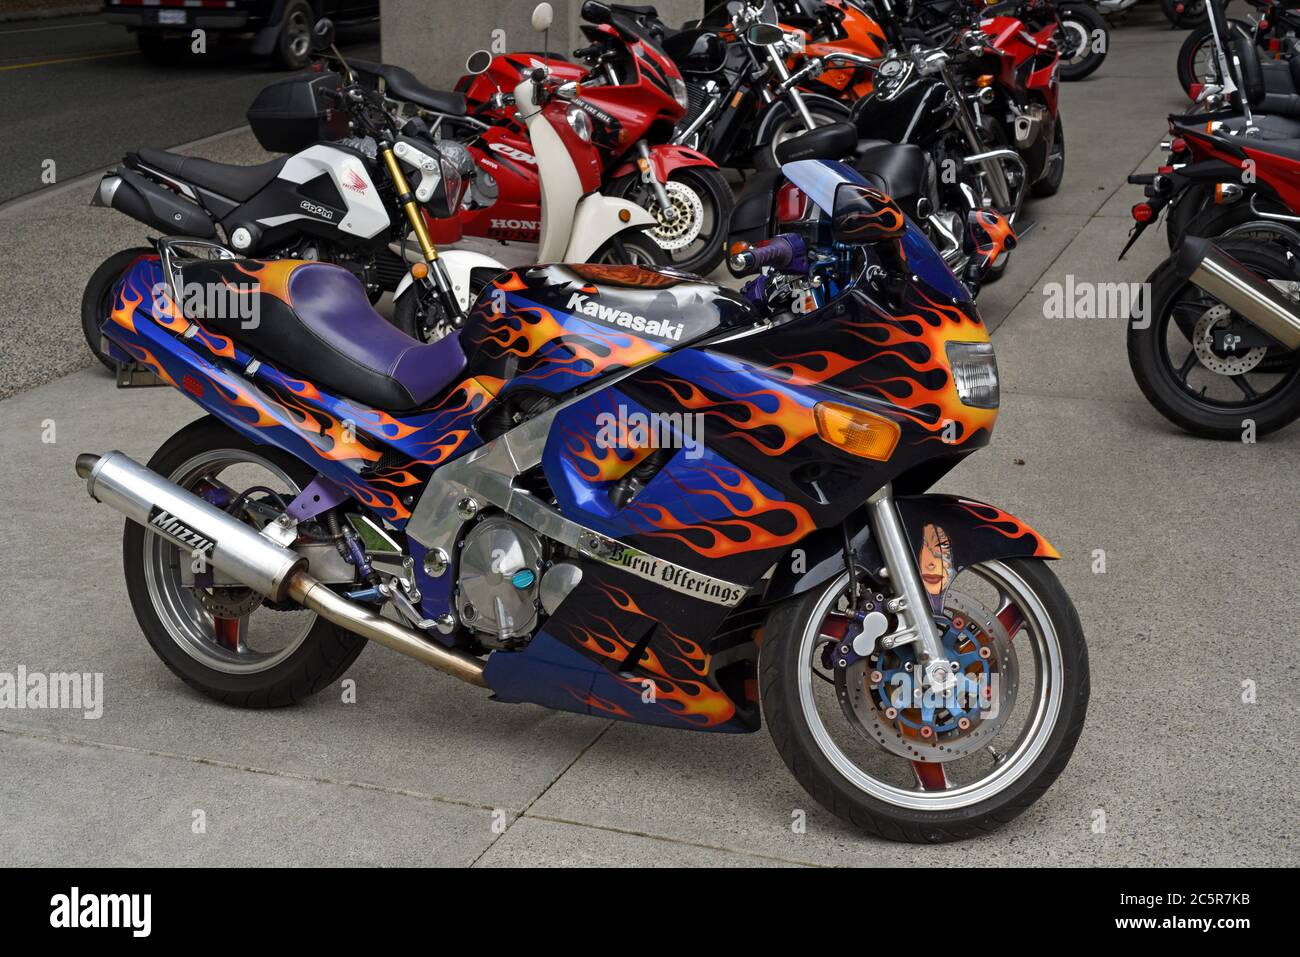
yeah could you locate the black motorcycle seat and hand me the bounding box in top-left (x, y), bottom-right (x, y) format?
top-left (853, 142), bottom-right (929, 202)
top-left (775, 123), bottom-right (858, 163)
top-left (1215, 112), bottom-right (1300, 139)
top-left (134, 148), bottom-right (287, 203)
top-left (177, 259), bottom-right (467, 412)
top-left (350, 59), bottom-right (466, 115)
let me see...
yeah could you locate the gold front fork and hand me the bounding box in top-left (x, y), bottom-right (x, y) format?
top-left (380, 144), bottom-right (438, 263)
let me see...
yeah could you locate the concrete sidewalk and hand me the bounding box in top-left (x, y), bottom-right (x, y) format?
top-left (1, 13), bottom-right (1297, 867)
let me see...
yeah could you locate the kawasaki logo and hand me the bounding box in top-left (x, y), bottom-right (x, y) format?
top-left (148, 507), bottom-right (215, 556)
top-left (565, 293), bottom-right (683, 341)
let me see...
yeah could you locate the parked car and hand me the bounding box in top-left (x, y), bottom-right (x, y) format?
top-left (101, 0), bottom-right (379, 69)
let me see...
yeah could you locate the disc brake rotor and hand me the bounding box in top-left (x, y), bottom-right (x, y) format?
top-left (836, 592), bottom-right (1019, 762)
top-left (1193, 305), bottom-right (1266, 376)
top-left (647, 180), bottom-right (705, 250)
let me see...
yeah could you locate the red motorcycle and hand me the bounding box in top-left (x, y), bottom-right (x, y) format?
top-left (978, 2), bottom-right (1065, 197)
top-left (448, 1), bottom-right (732, 275)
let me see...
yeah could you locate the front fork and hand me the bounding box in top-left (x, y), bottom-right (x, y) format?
top-left (765, 44), bottom-right (818, 130)
top-left (379, 142), bottom-right (464, 326)
top-left (635, 140), bottom-right (678, 224)
top-left (866, 485), bottom-right (958, 694)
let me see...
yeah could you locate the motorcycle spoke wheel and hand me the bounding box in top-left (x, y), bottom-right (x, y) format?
top-left (794, 562), bottom-right (1065, 807)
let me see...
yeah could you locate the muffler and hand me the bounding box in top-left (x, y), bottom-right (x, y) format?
top-left (76, 451), bottom-right (486, 687)
top-left (1175, 236), bottom-right (1300, 350)
top-left (92, 168), bottom-right (217, 240)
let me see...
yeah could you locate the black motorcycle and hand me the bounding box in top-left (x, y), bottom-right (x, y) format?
top-left (83, 21), bottom-right (473, 368)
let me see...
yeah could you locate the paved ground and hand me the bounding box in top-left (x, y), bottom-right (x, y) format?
top-left (0, 12), bottom-right (378, 204)
top-left (1, 10), bottom-right (1298, 866)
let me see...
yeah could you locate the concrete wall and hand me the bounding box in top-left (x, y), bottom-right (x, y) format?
top-left (380, 0), bottom-right (704, 89)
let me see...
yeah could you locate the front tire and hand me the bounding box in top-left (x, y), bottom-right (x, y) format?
top-left (590, 228), bottom-right (670, 267)
top-left (761, 558), bottom-right (1089, 843)
top-left (752, 95), bottom-right (851, 170)
top-left (1030, 115), bottom-right (1065, 198)
top-left (123, 417), bottom-right (367, 707)
top-left (612, 166), bottom-right (733, 276)
top-left (81, 247), bottom-right (157, 372)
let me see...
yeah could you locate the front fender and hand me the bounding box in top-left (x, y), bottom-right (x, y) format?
top-left (393, 249), bottom-right (506, 312)
top-left (563, 194), bottom-right (657, 263)
top-left (764, 495), bottom-right (1058, 604)
top-left (610, 144), bottom-right (719, 182)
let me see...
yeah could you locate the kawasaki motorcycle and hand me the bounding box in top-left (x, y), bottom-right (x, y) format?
top-left (76, 158), bottom-right (1087, 842)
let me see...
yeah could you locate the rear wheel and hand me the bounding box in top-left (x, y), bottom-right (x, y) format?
top-left (752, 96), bottom-right (851, 170)
top-left (761, 558), bottom-right (1089, 842)
top-left (123, 417), bottom-right (367, 707)
top-left (1030, 115), bottom-right (1065, 198)
top-left (1056, 4), bottom-right (1108, 82)
top-left (273, 0), bottom-right (314, 70)
top-left (81, 247), bottom-right (157, 372)
top-left (1128, 240), bottom-right (1300, 437)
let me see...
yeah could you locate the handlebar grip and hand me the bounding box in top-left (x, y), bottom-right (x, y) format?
top-left (730, 235), bottom-right (799, 275)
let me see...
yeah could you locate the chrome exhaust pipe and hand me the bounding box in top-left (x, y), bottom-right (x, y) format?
top-left (1176, 237), bottom-right (1300, 350)
top-left (76, 451), bottom-right (487, 687)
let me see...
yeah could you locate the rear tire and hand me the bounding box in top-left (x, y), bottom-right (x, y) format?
top-left (272, 0), bottom-right (314, 70)
top-left (1128, 241), bottom-right (1300, 438)
top-left (81, 247), bottom-right (157, 372)
top-left (123, 417), bottom-right (367, 707)
top-left (1056, 4), bottom-right (1108, 81)
top-left (1030, 115), bottom-right (1065, 198)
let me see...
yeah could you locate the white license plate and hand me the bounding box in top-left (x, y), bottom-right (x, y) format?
top-left (157, 10), bottom-right (187, 25)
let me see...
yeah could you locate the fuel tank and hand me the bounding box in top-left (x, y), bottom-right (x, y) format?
top-left (462, 264), bottom-right (756, 398)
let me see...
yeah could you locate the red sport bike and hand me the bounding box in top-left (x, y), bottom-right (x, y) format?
top-left (448, 1), bottom-right (732, 276)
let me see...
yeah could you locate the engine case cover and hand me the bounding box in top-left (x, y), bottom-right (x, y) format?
top-left (458, 515), bottom-right (544, 642)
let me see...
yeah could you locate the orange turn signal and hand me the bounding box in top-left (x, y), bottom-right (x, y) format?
top-left (410, 262), bottom-right (429, 280)
top-left (976, 74), bottom-right (995, 88)
top-left (814, 402), bottom-right (900, 461)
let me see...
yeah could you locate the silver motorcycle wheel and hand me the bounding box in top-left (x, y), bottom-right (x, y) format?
top-left (794, 561), bottom-right (1065, 811)
top-left (142, 448), bottom-right (317, 676)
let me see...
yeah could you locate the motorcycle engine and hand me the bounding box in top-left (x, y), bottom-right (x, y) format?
top-left (456, 515), bottom-right (545, 647)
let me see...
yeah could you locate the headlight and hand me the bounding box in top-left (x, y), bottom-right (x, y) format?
top-left (566, 104), bottom-right (592, 142)
top-left (669, 74), bottom-right (689, 111)
top-left (946, 341), bottom-right (1000, 409)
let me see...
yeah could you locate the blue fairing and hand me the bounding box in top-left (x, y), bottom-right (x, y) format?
top-left (781, 158), bottom-right (971, 304)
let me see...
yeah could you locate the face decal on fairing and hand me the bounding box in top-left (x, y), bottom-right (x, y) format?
top-left (919, 523), bottom-right (954, 614)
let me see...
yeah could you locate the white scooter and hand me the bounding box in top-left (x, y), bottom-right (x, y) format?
top-left (392, 2), bottom-right (661, 337)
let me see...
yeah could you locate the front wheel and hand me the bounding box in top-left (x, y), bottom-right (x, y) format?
top-left (1176, 20), bottom-right (1251, 97)
top-left (590, 228), bottom-right (670, 267)
top-left (612, 166), bottom-right (733, 276)
top-left (761, 558), bottom-right (1089, 842)
top-left (1128, 241), bottom-right (1300, 438)
top-left (1056, 5), bottom-right (1108, 81)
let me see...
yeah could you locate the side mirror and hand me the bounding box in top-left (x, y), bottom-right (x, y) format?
top-left (465, 49), bottom-right (492, 75)
top-left (311, 18), bottom-right (335, 53)
top-left (831, 182), bottom-right (907, 244)
top-left (746, 23), bottom-right (786, 46)
top-left (532, 2), bottom-right (554, 32)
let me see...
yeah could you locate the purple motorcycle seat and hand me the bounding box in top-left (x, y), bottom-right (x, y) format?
top-left (182, 259), bottom-right (466, 411)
